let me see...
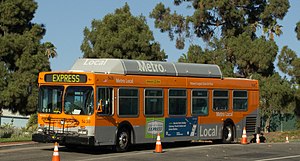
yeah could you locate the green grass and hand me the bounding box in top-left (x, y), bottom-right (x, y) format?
top-left (0, 136), bottom-right (32, 143)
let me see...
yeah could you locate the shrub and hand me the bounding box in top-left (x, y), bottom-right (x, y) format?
top-left (0, 123), bottom-right (14, 138)
top-left (26, 113), bottom-right (37, 132)
top-left (296, 117), bottom-right (300, 129)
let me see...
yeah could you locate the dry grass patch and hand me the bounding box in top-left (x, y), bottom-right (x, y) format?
top-left (264, 130), bottom-right (300, 143)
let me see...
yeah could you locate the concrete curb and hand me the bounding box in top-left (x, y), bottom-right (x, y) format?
top-left (0, 141), bottom-right (37, 148)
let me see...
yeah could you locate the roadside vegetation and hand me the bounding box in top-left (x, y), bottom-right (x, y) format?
top-left (0, 114), bottom-right (37, 143)
top-left (264, 130), bottom-right (300, 143)
top-left (0, 124), bottom-right (32, 143)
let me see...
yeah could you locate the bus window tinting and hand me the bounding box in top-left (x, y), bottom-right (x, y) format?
top-left (233, 90), bottom-right (248, 110)
top-left (169, 89), bottom-right (186, 115)
top-left (64, 86), bottom-right (94, 115)
top-left (38, 86), bottom-right (64, 114)
top-left (119, 88), bottom-right (138, 116)
top-left (192, 90), bottom-right (208, 115)
top-left (145, 89), bottom-right (163, 116)
top-left (213, 90), bottom-right (229, 111)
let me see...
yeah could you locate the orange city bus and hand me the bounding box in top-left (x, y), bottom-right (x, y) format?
top-left (32, 58), bottom-right (260, 151)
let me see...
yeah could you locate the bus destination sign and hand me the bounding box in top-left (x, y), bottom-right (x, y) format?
top-left (44, 74), bottom-right (87, 83)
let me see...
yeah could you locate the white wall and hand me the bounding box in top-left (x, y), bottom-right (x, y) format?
top-left (0, 109), bottom-right (29, 128)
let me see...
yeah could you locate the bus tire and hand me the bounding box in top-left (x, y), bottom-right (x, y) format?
top-left (115, 127), bottom-right (130, 152)
top-left (222, 124), bottom-right (234, 144)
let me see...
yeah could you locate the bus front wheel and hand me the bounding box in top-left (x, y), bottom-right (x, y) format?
top-left (222, 124), bottom-right (233, 144)
top-left (115, 127), bottom-right (130, 152)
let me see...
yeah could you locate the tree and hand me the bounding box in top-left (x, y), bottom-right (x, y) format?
top-left (278, 46), bottom-right (298, 79)
top-left (150, 0), bottom-right (290, 49)
top-left (151, 0), bottom-right (296, 131)
top-left (224, 34), bottom-right (277, 77)
top-left (179, 38), bottom-right (235, 77)
top-left (178, 45), bottom-right (204, 63)
top-left (179, 34), bottom-right (278, 78)
top-left (277, 46), bottom-right (300, 118)
top-left (44, 42), bottom-right (57, 58)
top-left (81, 3), bottom-right (167, 61)
top-left (0, 0), bottom-right (54, 115)
top-left (256, 73), bottom-right (295, 132)
top-left (296, 21), bottom-right (300, 40)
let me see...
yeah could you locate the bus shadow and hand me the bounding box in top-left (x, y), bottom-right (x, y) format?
top-left (46, 141), bottom-right (213, 155)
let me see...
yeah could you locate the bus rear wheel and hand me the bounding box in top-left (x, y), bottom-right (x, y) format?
top-left (222, 124), bottom-right (233, 144)
top-left (115, 127), bottom-right (130, 152)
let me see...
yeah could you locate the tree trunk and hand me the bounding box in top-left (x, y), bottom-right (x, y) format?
top-left (264, 116), bottom-right (271, 133)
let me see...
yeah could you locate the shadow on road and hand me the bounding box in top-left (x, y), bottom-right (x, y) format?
top-left (41, 141), bottom-right (213, 155)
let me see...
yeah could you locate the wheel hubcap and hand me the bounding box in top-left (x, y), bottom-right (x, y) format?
top-left (118, 132), bottom-right (128, 149)
top-left (225, 126), bottom-right (232, 141)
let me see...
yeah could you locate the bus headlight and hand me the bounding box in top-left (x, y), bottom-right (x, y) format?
top-left (37, 128), bottom-right (43, 133)
top-left (60, 120), bottom-right (65, 125)
top-left (37, 127), bottom-right (45, 133)
top-left (78, 129), bottom-right (88, 135)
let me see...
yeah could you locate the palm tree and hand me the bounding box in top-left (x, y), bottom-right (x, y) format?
top-left (263, 24), bottom-right (283, 41)
top-left (44, 42), bottom-right (57, 58)
top-left (178, 53), bottom-right (188, 63)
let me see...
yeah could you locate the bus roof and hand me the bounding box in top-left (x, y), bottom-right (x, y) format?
top-left (70, 58), bottom-right (222, 78)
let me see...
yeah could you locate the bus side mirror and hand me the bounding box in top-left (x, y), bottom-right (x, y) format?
top-left (97, 99), bottom-right (103, 113)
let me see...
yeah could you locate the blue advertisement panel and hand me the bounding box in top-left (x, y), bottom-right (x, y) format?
top-left (165, 117), bottom-right (198, 137)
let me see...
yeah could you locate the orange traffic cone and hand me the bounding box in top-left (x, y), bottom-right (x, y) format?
top-left (154, 133), bottom-right (163, 153)
top-left (241, 127), bottom-right (248, 144)
top-left (256, 133), bottom-right (260, 144)
top-left (52, 142), bottom-right (60, 161)
top-left (285, 135), bottom-right (289, 143)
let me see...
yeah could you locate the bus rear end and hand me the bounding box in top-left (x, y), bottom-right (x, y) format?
top-left (32, 72), bottom-right (96, 146)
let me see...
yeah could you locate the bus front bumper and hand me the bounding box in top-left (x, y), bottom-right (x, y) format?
top-left (32, 133), bottom-right (95, 146)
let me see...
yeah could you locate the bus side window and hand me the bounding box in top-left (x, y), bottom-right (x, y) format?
top-left (97, 87), bottom-right (113, 115)
top-left (191, 89), bottom-right (208, 116)
top-left (213, 90), bottom-right (229, 111)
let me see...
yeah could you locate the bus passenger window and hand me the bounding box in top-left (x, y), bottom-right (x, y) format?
top-left (97, 87), bottom-right (113, 115)
top-left (169, 89), bottom-right (186, 115)
top-left (213, 90), bottom-right (229, 111)
top-left (118, 88), bottom-right (138, 116)
top-left (144, 89), bottom-right (163, 116)
top-left (192, 90), bottom-right (208, 115)
top-left (233, 90), bottom-right (248, 111)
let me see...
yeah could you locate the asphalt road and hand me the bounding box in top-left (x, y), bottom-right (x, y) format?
top-left (0, 142), bottom-right (300, 161)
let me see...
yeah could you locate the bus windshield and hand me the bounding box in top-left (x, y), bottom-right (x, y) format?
top-left (64, 86), bottom-right (94, 115)
top-left (38, 86), bottom-right (64, 114)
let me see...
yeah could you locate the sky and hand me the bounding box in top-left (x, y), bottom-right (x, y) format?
top-left (33, 0), bottom-right (300, 71)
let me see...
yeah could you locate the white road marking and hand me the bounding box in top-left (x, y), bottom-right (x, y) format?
top-left (255, 155), bottom-right (300, 161)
